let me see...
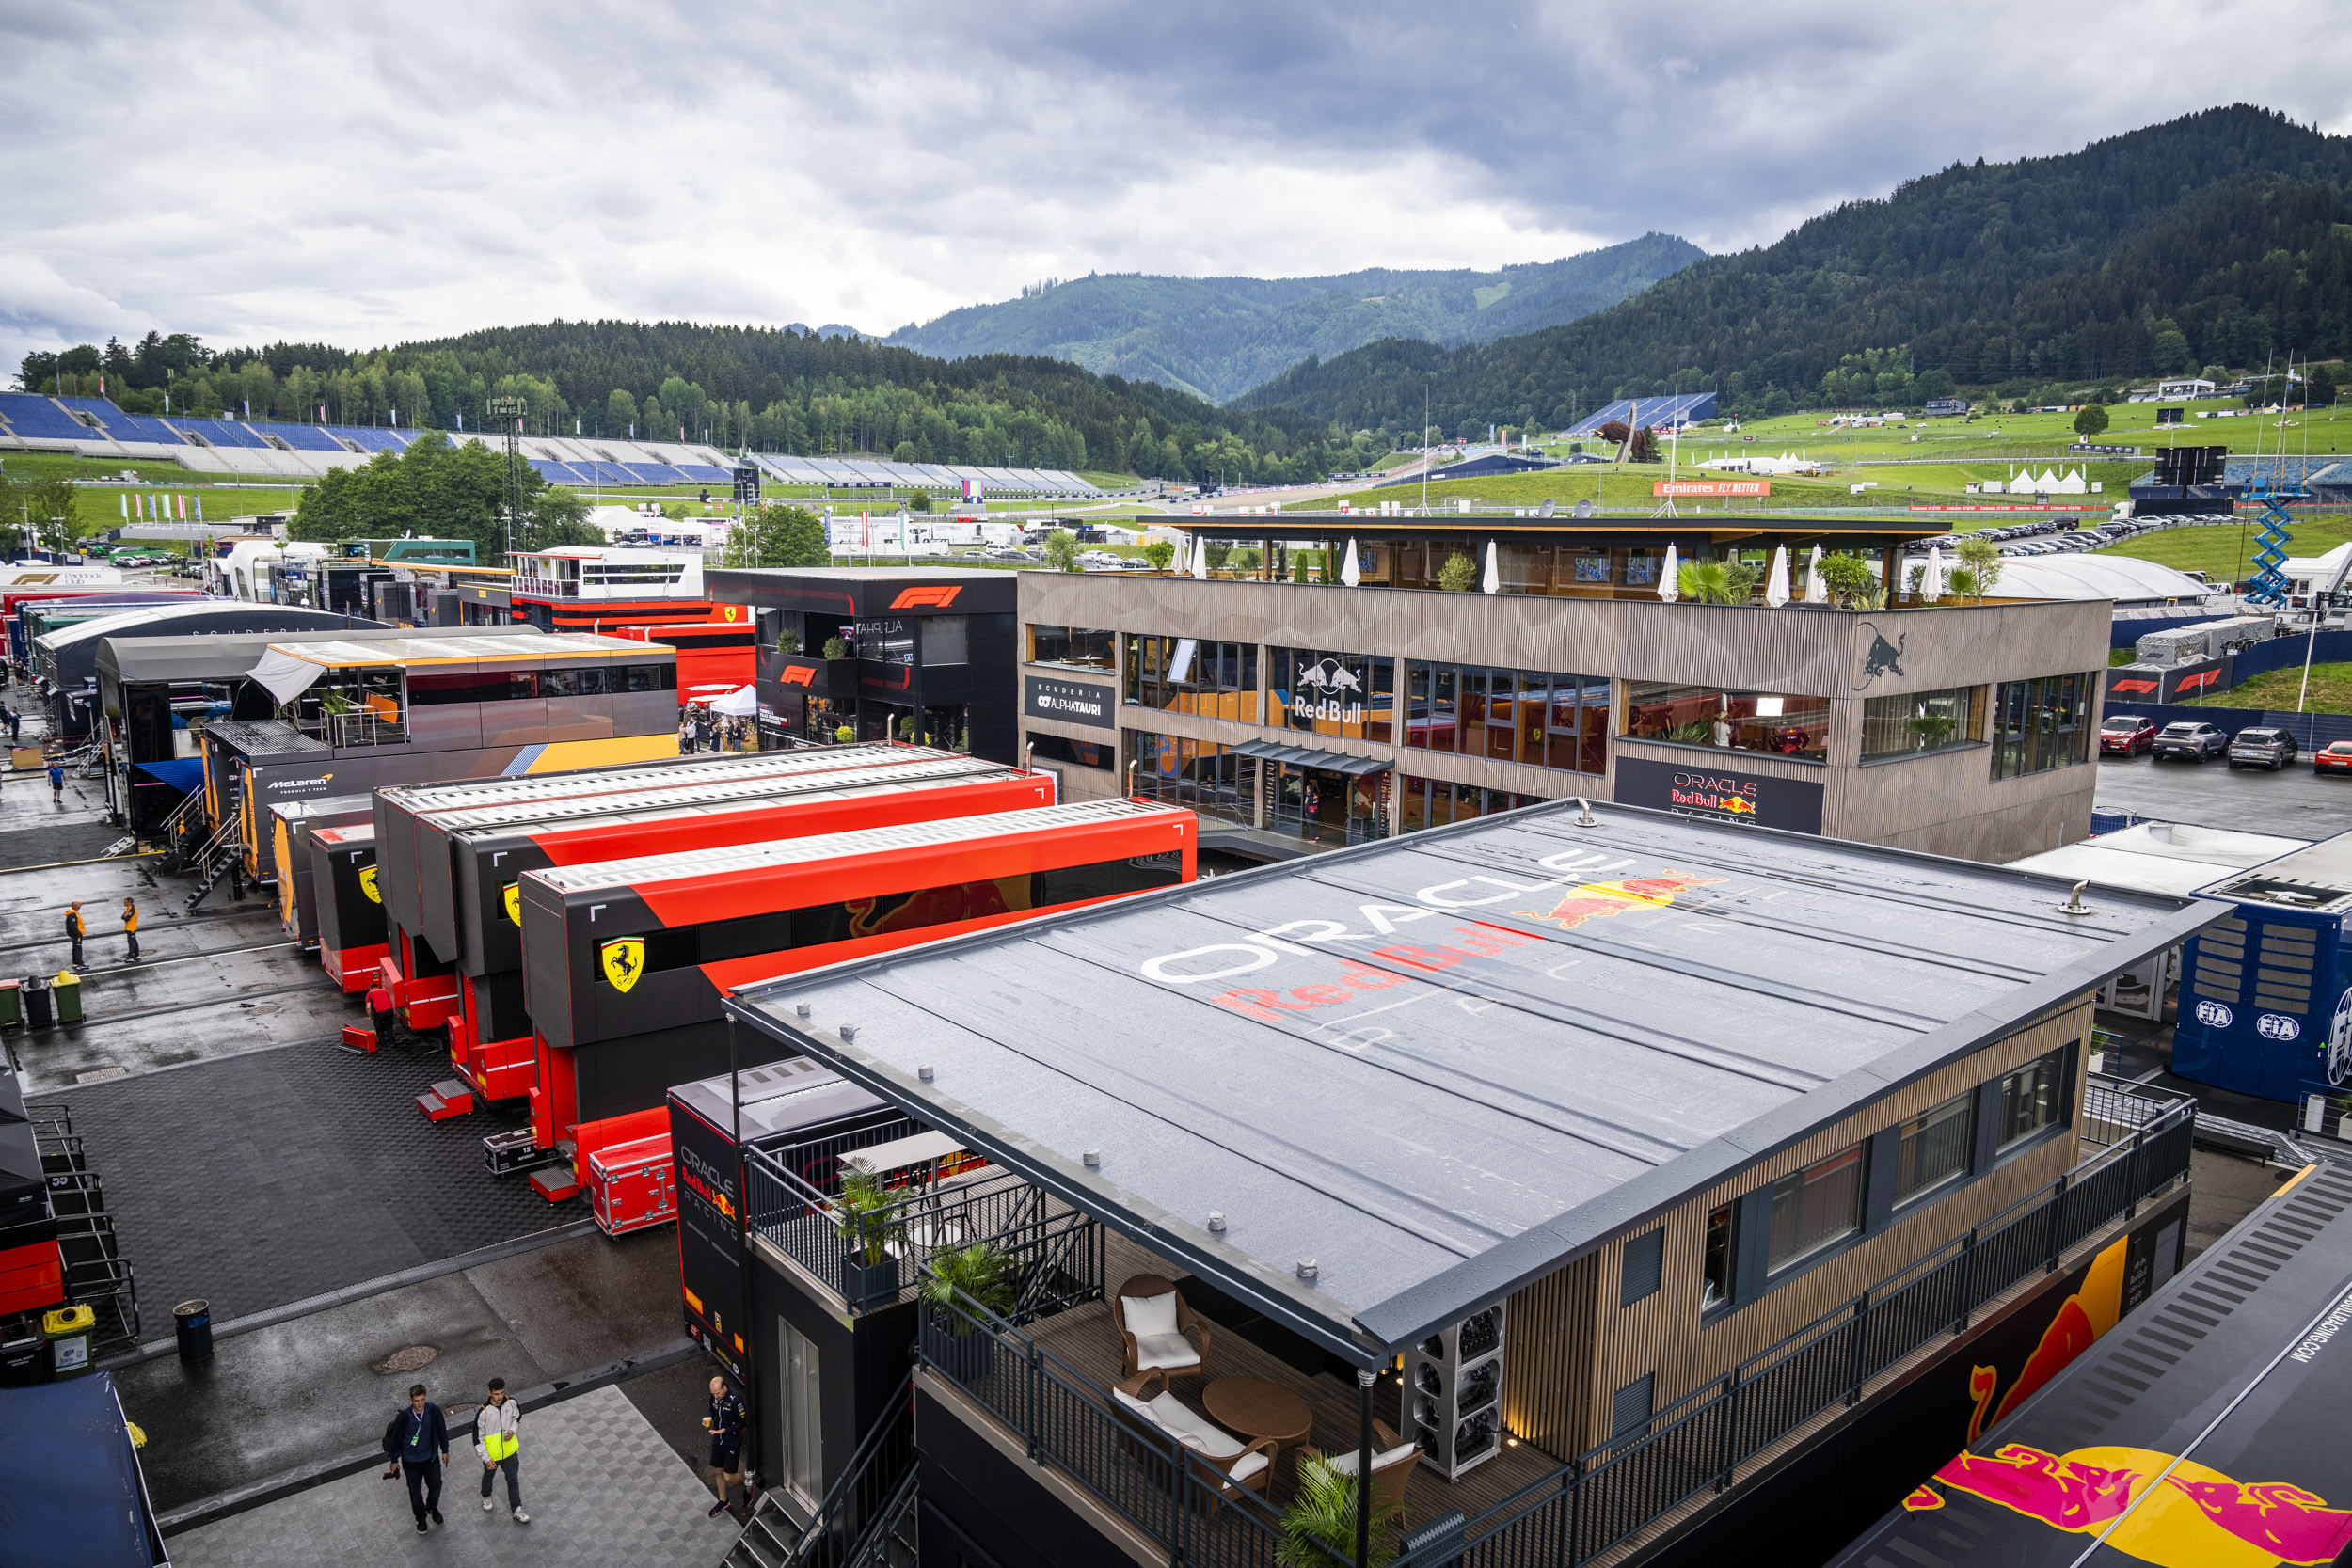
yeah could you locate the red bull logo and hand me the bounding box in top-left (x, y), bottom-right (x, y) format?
top-left (1516, 873), bottom-right (1724, 932)
top-left (1906, 1444), bottom-right (2352, 1567)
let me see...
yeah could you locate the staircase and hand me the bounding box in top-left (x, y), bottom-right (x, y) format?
top-left (22, 1101), bottom-right (140, 1355)
top-left (182, 816), bottom-right (246, 911)
top-left (724, 1373), bottom-right (914, 1568)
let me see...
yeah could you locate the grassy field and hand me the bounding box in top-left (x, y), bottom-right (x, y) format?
top-left (2224, 662), bottom-right (2352, 715)
top-left (2089, 516), bottom-right (2352, 580)
top-left (1317, 467), bottom-right (1867, 514)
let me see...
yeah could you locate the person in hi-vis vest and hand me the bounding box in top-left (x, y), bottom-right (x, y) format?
top-left (475, 1377), bottom-right (529, 1523)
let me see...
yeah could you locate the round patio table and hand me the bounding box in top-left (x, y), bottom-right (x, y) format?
top-left (1202, 1376), bottom-right (1312, 1449)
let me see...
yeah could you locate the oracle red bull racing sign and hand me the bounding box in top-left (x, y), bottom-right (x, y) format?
top-left (1613, 756), bottom-right (1824, 834)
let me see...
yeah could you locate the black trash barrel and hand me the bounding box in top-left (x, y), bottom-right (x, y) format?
top-left (173, 1299), bottom-right (213, 1363)
top-left (23, 975), bottom-right (51, 1030)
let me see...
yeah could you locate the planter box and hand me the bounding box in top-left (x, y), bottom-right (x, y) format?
top-left (841, 1251), bottom-right (904, 1310)
top-left (928, 1320), bottom-right (997, 1384)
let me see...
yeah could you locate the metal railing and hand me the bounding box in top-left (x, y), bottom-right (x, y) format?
top-left (1386, 1092), bottom-right (2197, 1568)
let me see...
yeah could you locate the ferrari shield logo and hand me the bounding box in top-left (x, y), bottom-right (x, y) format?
top-left (358, 865), bottom-right (381, 904)
top-left (502, 883), bottom-right (521, 926)
top-left (600, 938), bottom-right (645, 992)
top-left (722, 605), bottom-right (740, 621)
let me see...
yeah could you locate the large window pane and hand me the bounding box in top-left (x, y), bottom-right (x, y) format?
top-left (1998, 1049), bottom-right (2066, 1150)
top-left (1863, 686), bottom-right (1980, 760)
top-left (1895, 1092), bottom-right (1975, 1202)
top-left (1125, 635), bottom-right (1260, 721)
top-left (1624, 681), bottom-right (1831, 761)
top-left (1991, 673), bottom-right (2095, 781)
top-left (1767, 1145), bottom-right (1865, 1273)
top-left (1271, 646), bottom-right (1393, 739)
top-left (1429, 666), bottom-right (1459, 752)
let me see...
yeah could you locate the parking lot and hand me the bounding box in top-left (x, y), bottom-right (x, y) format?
top-left (2094, 748), bottom-right (2352, 841)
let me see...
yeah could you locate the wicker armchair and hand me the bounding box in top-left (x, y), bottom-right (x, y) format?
top-left (1109, 1369), bottom-right (1276, 1504)
top-left (1300, 1418), bottom-right (1418, 1515)
top-left (1113, 1273), bottom-right (1211, 1384)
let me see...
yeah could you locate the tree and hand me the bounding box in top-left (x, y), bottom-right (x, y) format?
top-left (2150, 325), bottom-right (2193, 375)
top-left (2073, 404), bottom-right (2110, 436)
top-left (1817, 554), bottom-right (1881, 609)
top-left (519, 486), bottom-right (603, 551)
top-left (1438, 551), bottom-right (1478, 592)
top-left (723, 504), bottom-right (827, 568)
top-left (4, 475), bottom-right (84, 551)
top-left (1141, 540), bottom-right (1176, 572)
top-left (1955, 535), bottom-right (2005, 602)
top-left (905, 490), bottom-right (931, 513)
top-left (289, 428), bottom-right (553, 562)
top-left (1041, 531), bottom-right (1081, 572)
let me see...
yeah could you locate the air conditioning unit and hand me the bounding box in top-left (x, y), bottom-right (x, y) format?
top-left (1404, 1303), bottom-right (1505, 1481)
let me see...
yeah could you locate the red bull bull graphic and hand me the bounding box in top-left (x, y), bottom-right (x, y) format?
top-left (1515, 872), bottom-right (1724, 933)
top-left (1904, 1444), bottom-right (2352, 1567)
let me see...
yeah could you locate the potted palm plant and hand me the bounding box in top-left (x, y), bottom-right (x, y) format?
top-left (919, 1242), bottom-right (1017, 1382)
top-left (1279, 1455), bottom-right (1405, 1567)
top-left (833, 1165), bottom-right (906, 1309)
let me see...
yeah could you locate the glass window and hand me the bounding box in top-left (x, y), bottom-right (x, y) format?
top-left (1992, 673), bottom-right (2096, 781)
top-left (1998, 1049), bottom-right (2067, 1150)
top-left (621, 663), bottom-right (676, 693)
top-left (1408, 664), bottom-right (1608, 774)
top-left (1701, 1203), bottom-right (1735, 1310)
top-left (925, 616), bottom-right (969, 666)
top-left (1863, 686), bottom-right (1982, 760)
top-left (1027, 625), bottom-right (1114, 670)
top-left (1767, 1144), bottom-right (1865, 1273)
top-left (1027, 732), bottom-right (1112, 770)
top-left (853, 619), bottom-right (916, 666)
top-left (1573, 552), bottom-right (1613, 584)
top-left (1124, 635), bottom-right (1259, 721)
top-left (1132, 731), bottom-right (1249, 827)
top-left (1895, 1092), bottom-right (1975, 1203)
top-left (1624, 681), bottom-right (1831, 762)
top-left (1269, 647), bottom-right (1395, 740)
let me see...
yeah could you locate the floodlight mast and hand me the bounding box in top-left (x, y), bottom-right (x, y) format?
top-left (485, 393), bottom-right (531, 560)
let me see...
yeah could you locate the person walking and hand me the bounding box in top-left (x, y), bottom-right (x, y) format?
top-left (703, 1374), bottom-right (750, 1517)
top-left (47, 758), bottom-right (63, 806)
top-left (4, 705), bottom-right (18, 743)
top-left (474, 1376), bottom-right (529, 1523)
top-left (383, 1383), bottom-right (450, 1534)
top-left (677, 717), bottom-right (694, 754)
top-left (65, 901), bottom-right (85, 971)
top-left (120, 897), bottom-right (139, 962)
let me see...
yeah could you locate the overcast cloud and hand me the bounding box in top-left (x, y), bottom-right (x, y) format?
top-left (3, 0), bottom-right (2347, 378)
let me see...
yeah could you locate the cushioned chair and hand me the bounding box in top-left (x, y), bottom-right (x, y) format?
top-left (1113, 1273), bottom-right (1210, 1384)
top-left (1301, 1418), bottom-right (1419, 1515)
top-left (1109, 1369), bottom-right (1275, 1503)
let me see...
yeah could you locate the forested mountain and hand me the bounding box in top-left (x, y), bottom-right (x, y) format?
top-left (1238, 106), bottom-right (2352, 436)
top-left (884, 234), bottom-right (1704, 403)
top-left (19, 321), bottom-right (1372, 484)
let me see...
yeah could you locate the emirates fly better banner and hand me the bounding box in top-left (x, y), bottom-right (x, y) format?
top-left (1651, 480), bottom-right (1771, 497)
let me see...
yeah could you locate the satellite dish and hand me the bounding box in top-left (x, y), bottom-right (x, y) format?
top-left (1573, 499), bottom-right (1594, 518)
top-left (1537, 498), bottom-right (1557, 518)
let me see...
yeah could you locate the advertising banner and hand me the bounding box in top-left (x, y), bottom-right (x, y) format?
top-left (1024, 674), bottom-right (1116, 730)
top-left (2110, 657), bottom-right (2234, 705)
top-left (1651, 480), bottom-right (1771, 498)
top-left (1613, 755), bottom-right (1825, 834)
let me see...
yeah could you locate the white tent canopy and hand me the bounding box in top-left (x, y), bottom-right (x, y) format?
top-left (707, 685), bottom-right (758, 717)
top-left (247, 646), bottom-right (331, 705)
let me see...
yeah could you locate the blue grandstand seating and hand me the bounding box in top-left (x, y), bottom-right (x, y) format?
top-left (621, 464), bottom-right (686, 485)
top-left (93, 412), bottom-right (186, 446)
top-left (1565, 392), bottom-right (1717, 436)
top-left (335, 428), bottom-right (406, 452)
top-left (182, 419), bottom-right (270, 450)
top-left (0, 393), bottom-right (101, 440)
top-left (530, 459), bottom-right (589, 484)
top-left (577, 462), bottom-right (628, 484)
top-left (271, 426), bottom-right (350, 452)
top-left (674, 465), bottom-right (731, 483)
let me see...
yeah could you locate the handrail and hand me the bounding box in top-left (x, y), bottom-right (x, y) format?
top-left (776, 1370), bottom-right (914, 1568)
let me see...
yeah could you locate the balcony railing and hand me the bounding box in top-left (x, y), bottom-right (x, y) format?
top-left (916, 1087), bottom-right (2197, 1568)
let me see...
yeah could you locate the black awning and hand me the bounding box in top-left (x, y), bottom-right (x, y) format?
top-left (1229, 737), bottom-right (1391, 776)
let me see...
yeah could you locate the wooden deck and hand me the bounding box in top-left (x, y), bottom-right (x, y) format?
top-left (1018, 1228), bottom-right (1562, 1534)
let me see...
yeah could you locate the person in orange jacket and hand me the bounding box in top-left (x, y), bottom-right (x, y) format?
top-left (121, 897), bottom-right (140, 962)
top-left (65, 901), bottom-right (85, 970)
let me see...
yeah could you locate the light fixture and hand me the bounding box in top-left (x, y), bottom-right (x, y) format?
top-left (1756, 697), bottom-right (1785, 718)
top-left (1083, 1148), bottom-right (1102, 1169)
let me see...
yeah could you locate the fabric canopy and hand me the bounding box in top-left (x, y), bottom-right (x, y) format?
top-left (246, 647), bottom-right (331, 705)
top-left (1228, 737), bottom-right (1391, 776)
top-left (708, 685), bottom-right (758, 717)
top-left (0, 1374), bottom-right (157, 1565)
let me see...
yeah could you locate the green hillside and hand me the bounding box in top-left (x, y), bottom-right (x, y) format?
top-left (883, 234), bottom-right (1705, 403)
top-left (1238, 105), bottom-right (2352, 435)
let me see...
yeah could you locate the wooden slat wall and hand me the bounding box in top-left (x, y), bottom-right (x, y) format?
top-left (1503, 998), bottom-right (2094, 1458)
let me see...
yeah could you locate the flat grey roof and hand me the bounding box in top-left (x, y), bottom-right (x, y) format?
top-left (729, 799), bottom-right (2220, 1365)
top-left (2197, 828), bottom-right (2352, 914)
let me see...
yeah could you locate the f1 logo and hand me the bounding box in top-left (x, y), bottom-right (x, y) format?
top-left (2175, 668), bottom-right (2220, 694)
top-left (2110, 678), bottom-right (2157, 694)
top-left (780, 665), bottom-right (816, 687)
top-left (890, 586), bottom-right (961, 610)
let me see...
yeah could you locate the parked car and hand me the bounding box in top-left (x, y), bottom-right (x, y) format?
top-left (2100, 714), bottom-right (2158, 755)
top-left (2316, 741), bottom-right (2352, 776)
top-left (2153, 721), bottom-right (2230, 762)
top-left (2227, 727), bottom-right (2299, 769)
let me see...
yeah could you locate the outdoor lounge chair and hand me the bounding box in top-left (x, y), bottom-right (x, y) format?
top-left (1114, 1273), bottom-right (1211, 1383)
top-left (1108, 1369), bottom-right (1275, 1503)
top-left (1301, 1418), bottom-right (1419, 1515)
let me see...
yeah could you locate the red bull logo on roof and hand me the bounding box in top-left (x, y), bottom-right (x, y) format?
top-left (1515, 872), bottom-right (1723, 933)
top-left (1905, 1444), bottom-right (2352, 1567)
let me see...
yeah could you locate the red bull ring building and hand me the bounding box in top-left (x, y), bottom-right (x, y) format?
top-left (720, 797), bottom-right (2212, 1568)
top-left (1019, 514), bottom-right (2110, 864)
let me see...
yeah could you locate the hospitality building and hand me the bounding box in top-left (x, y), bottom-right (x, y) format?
top-left (1019, 513), bottom-right (2111, 863)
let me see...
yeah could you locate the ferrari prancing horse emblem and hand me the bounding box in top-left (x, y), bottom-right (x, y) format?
top-left (600, 938), bottom-right (645, 992)
top-left (358, 865), bottom-right (381, 904)
top-left (503, 883), bottom-right (521, 926)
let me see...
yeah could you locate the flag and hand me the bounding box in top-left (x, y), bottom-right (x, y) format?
top-left (243, 400), bottom-right (250, 418)
top-left (119, 494), bottom-right (128, 519)
top-left (176, 494), bottom-right (186, 521)
top-left (195, 497), bottom-right (203, 523)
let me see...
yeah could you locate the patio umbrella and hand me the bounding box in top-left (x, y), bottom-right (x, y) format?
top-left (1804, 545), bottom-right (1827, 603)
top-left (1341, 537), bottom-right (1360, 587)
top-left (1482, 540), bottom-right (1500, 594)
top-left (1658, 542), bottom-right (1680, 601)
top-left (1764, 545), bottom-right (1790, 608)
top-left (1920, 544), bottom-right (1945, 604)
top-left (1191, 534), bottom-right (1209, 579)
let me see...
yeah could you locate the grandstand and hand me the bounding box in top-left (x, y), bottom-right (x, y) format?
top-left (0, 389), bottom-right (1104, 497)
top-left (1565, 391), bottom-right (1718, 436)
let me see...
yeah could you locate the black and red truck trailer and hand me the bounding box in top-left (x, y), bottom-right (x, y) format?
top-left (310, 823), bottom-right (387, 993)
top-left (517, 798), bottom-right (1195, 1222)
top-left (421, 754), bottom-right (1055, 1111)
top-left (369, 743), bottom-right (945, 1036)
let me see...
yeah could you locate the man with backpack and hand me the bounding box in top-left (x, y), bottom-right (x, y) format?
top-left (475, 1376), bottom-right (529, 1523)
top-left (382, 1383), bottom-right (450, 1534)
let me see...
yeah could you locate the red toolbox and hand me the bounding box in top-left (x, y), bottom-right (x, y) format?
top-left (586, 1134), bottom-right (675, 1238)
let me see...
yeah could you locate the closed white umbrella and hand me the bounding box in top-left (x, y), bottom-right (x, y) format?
top-left (1764, 545), bottom-right (1790, 608)
top-left (1191, 534), bottom-right (1209, 579)
top-left (1920, 545), bottom-right (1945, 604)
top-left (1341, 537), bottom-right (1360, 587)
top-left (1482, 540), bottom-right (1500, 594)
top-left (1804, 546), bottom-right (1826, 603)
top-left (1658, 542), bottom-right (1681, 601)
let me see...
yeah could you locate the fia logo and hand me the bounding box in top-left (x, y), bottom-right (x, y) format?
top-left (2193, 999), bottom-right (2233, 1029)
top-left (2255, 1012), bottom-right (2301, 1042)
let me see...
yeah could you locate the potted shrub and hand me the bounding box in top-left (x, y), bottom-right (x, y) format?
top-left (834, 724), bottom-right (854, 744)
top-left (1279, 1455), bottom-right (1404, 1567)
top-left (822, 635), bottom-right (849, 660)
top-left (920, 1242), bottom-right (1017, 1382)
top-left (1907, 710), bottom-right (1959, 751)
top-left (833, 1166), bottom-right (905, 1309)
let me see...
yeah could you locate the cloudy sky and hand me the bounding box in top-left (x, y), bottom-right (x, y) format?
top-left (3, 0), bottom-right (2346, 377)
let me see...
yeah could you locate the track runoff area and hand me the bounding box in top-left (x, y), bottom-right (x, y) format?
top-left (342, 744), bottom-right (1191, 1232)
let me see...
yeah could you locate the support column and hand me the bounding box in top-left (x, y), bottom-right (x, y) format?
top-left (1357, 1368), bottom-right (1375, 1568)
